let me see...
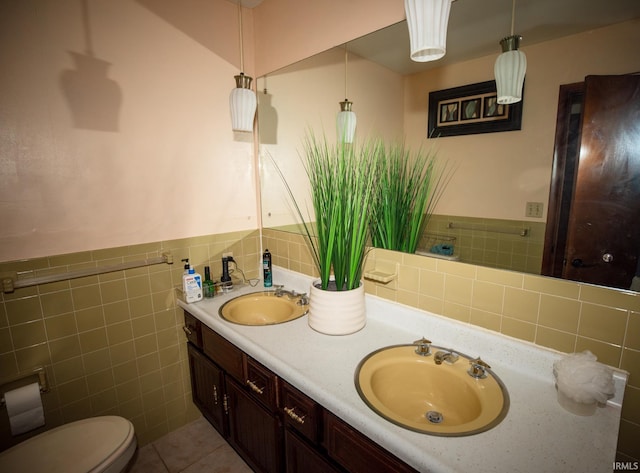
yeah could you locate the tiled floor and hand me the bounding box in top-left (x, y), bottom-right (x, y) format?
top-left (127, 417), bottom-right (252, 473)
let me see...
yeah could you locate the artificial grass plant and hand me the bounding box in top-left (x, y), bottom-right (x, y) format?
top-left (370, 142), bottom-right (453, 254)
top-left (270, 132), bottom-right (381, 291)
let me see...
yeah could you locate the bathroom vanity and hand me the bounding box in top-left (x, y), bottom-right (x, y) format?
top-left (179, 268), bottom-right (627, 473)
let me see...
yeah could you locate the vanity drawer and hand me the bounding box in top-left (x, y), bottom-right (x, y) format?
top-left (202, 325), bottom-right (244, 382)
top-left (280, 381), bottom-right (322, 443)
top-left (182, 311), bottom-right (202, 348)
top-left (244, 356), bottom-right (279, 412)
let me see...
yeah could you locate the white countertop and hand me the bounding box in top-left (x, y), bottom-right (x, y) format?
top-left (178, 267), bottom-right (627, 473)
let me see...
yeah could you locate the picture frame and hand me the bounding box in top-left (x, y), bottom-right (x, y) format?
top-left (427, 80), bottom-right (523, 138)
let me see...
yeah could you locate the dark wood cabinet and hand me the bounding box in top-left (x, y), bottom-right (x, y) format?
top-left (324, 412), bottom-right (418, 473)
top-left (227, 377), bottom-right (284, 473)
top-left (184, 310), bottom-right (419, 473)
top-left (285, 429), bottom-right (342, 473)
top-left (187, 343), bottom-right (227, 436)
top-left (187, 320), bottom-right (283, 473)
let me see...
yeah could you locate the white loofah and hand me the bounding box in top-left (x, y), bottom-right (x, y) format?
top-left (553, 350), bottom-right (615, 404)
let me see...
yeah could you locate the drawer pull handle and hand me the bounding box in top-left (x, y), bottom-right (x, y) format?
top-left (284, 406), bottom-right (306, 425)
top-left (213, 385), bottom-right (219, 404)
top-left (246, 379), bottom-right (265, 395)
top-left (182, 326), bottom-right (193, 336)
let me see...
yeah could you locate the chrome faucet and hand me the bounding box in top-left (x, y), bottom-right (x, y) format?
top-left (434, 350), bottom-right (459, 365)
top-left (274, 285), bottom-right (308, 305)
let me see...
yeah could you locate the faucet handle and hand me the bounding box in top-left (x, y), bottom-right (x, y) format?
top-left (413, 337), bottom-right (432, 356)
top-left (468, 357), bottom-right (491, 379)
top-left (297, 293), bottom-right (309, 305)
top-left (273, 284), bottom-right (284, 295)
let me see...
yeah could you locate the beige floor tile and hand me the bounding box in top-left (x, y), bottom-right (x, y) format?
top-left (152, 417), bottom-right (227, 473)
top-left (181, 444), bottom-right (252, 473)
top-left (127, 444), bottom-right (168, 473)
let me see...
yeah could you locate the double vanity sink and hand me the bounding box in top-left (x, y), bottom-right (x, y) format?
top-left (179, 268), bottom-right (625, 472)
top-left (218, 289), bottom-right (509, 437)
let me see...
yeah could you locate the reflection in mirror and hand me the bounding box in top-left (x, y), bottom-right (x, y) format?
top-left (258, 16), bottom-right (640, 292)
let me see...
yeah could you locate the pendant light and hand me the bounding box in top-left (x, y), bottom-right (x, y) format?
top-left (494, 0), bottom-right (527, 104)
top-left (229, 0), bottom-right (256, 132)
top-left (336, 46), bottom-right (356, 144)
top-left (404, 0), bottom-right (453, 62)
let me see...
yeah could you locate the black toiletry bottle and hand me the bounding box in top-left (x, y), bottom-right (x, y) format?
top-left (221, 257), bottom-right (232, 291)
top-left (203, 266), bottom-right (214, 298)
top-left (263, 249), bottom-right (272, 287)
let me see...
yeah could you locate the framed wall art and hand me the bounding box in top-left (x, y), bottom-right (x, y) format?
top-left (427, 80), bottom-right (523, 138)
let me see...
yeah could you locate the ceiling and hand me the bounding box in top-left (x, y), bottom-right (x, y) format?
top-left (348, 0), bottom-right (640, 75)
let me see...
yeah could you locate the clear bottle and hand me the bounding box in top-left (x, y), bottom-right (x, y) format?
top-left (203, 266), bottom-right (215, 298)
top-left (263, 249), bottom-right (272, 287)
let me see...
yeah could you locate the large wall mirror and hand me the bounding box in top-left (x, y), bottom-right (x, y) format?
top-left (257, 0), bottom-right (640, 293)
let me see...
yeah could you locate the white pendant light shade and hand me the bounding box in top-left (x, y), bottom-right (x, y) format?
top-left (494, 36), bottom-right (527, 104)
top-left (404, 0), bottom-right (453, 62)
top-left (337, 100), bottom-right (356, 144)
top-left (230, 73), bottom-right (256, 132)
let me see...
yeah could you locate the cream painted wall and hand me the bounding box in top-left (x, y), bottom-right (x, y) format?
top-left (404, 19), bottom-right (640, 220)
top-left (258, 47), bottom-right (405, 228)
top-left (252, 0), bottom-right (405, 77)
top-left (0, 0), bottom-right (257, 262)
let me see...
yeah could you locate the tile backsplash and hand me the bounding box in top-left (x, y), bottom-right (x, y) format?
top-left (0, 230), bottom-right (260, 450)
top-left (262, 228), bottom-right (640, 462)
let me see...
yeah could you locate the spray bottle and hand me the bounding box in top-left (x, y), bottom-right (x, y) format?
top-left (263, 249), bottom-right (272, 287)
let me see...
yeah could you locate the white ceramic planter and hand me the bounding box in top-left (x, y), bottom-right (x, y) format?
top-left (308, 279), bottom-right (366, 335)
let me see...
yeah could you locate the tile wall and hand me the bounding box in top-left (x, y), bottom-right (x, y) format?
top-left (420, 214), bottom-right (546, 274)
top-left (0, 230), bottom-right (260, 450)
top-left (262, 228), bottom-right (640, 462)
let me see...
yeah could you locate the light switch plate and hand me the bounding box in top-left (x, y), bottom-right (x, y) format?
top-left (526, 202), bottom-right (544, 218)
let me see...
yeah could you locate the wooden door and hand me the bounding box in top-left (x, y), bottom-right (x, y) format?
top-left (544, 75), bottom-right (640, 290)
top-left (563, 75), bottom-right (640, 289)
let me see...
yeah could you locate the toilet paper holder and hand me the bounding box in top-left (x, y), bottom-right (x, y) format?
top-left (0, 368), bottom-right (49, 407)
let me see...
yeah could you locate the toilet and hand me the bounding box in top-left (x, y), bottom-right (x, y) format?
top-left (0, 416), bottom-right (136, 473)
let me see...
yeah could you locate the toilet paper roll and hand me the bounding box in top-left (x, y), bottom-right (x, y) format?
top-left (4, 382), bottom-right (45, 435)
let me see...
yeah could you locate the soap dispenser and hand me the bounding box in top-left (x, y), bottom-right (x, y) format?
top-left (183, 264), bottom-right (203, 303)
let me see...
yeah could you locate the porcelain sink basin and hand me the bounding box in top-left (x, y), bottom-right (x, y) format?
top-left (355, 344), bottom-right (509, 436)
top-left (219, 291), bottom-right (309, 326)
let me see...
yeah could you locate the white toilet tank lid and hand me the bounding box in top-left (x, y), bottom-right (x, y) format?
top-left (0, 415), bottom-right (135, 473)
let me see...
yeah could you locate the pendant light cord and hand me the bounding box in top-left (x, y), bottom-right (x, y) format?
top-left (238, 1), bottom-right (244, 72)
top-left (344, 46), bottom-right (349, 101)
top-left (510, 0), bottom-right (516, 36)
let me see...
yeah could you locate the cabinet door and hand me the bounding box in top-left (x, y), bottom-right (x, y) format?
top-left (324, 412), bottom-right (419, 473)
top-left (187, 343), bottom-right (227, 436)
top-left (285, 429), bottom-right (342, 473)
top-left (226, 377), bottom-right (284, 473)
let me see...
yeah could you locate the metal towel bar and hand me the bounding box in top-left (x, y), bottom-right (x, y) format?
top-left (447, 222), bottom-right (529, 237)
top-left (1, 252), bottom-right (173, 294)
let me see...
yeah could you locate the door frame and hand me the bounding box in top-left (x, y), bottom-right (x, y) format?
top-left (541, 82), bottom-right (584, 278)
